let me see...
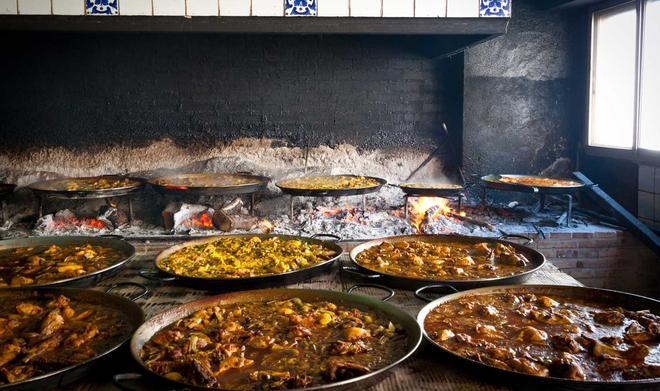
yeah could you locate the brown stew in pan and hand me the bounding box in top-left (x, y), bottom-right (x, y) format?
top-left (0, 293), bottom-right (131, 384)
top-left (355, 240), bottom-right (530, 280)
top-left (0, 244), bottom-right (126, 287)
top-left (424, 292), bottom-right (660, 381)
top-left (141, 297), bottom-right (408, 390)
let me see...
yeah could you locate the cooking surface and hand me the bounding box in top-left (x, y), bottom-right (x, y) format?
top-left (62, 240), bottom-right (584, 391)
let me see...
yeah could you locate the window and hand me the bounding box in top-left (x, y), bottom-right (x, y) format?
top-left (588, 0), bottom-right (660, 160)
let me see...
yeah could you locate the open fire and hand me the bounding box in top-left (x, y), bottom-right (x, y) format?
top-left (408, 196), bottom-right (467, 233)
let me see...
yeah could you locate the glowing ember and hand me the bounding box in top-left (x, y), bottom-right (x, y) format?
top-left (191, 211), bottom-right (214, 229)
top-left (408, 197), bottom-right (452, 231)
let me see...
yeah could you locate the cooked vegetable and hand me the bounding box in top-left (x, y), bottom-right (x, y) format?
top-left (0, 293), bottom-right (130, 385)
top-left (158, 236), bottom-right (338, 279)
top-left (424, 292), bottom-right (660, 381)
top-left (141, 298), bottom-right (407, 389)
top-left (62, 177), bottom-right (139, 191)
top-left (355, 240), bottom-right (530, 280)
top-left (0, 244), bottom-right (126, 287)
top-left (278, 175), bottom-right (380, 190)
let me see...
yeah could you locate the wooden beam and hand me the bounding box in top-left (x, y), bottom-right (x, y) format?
top-left (0, 16), bottom-right (508, 35)
top-left (573, 171), bottom-right (660, 256)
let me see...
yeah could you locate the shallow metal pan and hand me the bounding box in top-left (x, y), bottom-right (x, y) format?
top-left (29, 176), bottom-right (145, 200)
top-left (140, 233), bottom-right (343, 291)
top-left (277, 175), bottom-right (387, 197)
top-left (398, 183), bottom-right (464, 198)
top-left (0, 284), bottom-right (146, 390)
top-left (0, 235), bottom-right (136, 289)
top-left (481, 174), bottom-right (588, 195)
top-left (148, 173), bottom-right (270, 197)
top-left (346, 234), bottom-right (545, 291)
top-left (416, 284), bottom-right (660, 389)
top-left (116, 287), bottom-right (421, 391)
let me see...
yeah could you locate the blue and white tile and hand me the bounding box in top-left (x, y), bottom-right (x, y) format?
top-left (53, 0), bottom-right (84, 14)
top-left (415, 0), bottom-right (446, 17)
top-left (285, 0), bottom-right (316, 16)
top-left (86, 0), bottom-right (119, 15)
top-left (317, 0), bottom-right (348, 16)
top-left (18, 0), bottom-right (51, 14)
top-left (252, 0), bottom-right (283, 15)
top-left (480, 0), bottom-right (510, 17)
top-left (0, 0), bottom-right (18, 13)
top-left (382, 0), bottom-right (413, 17)
top-left (120, 0), bottom-right (151, 14)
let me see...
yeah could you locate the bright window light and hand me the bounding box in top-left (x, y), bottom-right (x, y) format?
top-left (639, 0), bottom-right (660, 151)
top-left (589, 3), bottom-right (637, 149)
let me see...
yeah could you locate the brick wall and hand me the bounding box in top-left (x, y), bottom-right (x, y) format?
top-left (528, 231), bottom-right (659, 297)
top-left (0, 33), bottom-right (460, 152)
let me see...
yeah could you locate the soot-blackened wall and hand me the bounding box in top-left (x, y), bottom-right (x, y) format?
top-left (0, 33), bottom-right (459, 151)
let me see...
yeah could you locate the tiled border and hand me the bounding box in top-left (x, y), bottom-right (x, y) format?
top-left (2, 0), bottom-right (510, 17)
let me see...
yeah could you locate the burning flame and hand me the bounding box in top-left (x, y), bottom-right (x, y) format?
top-left (191, 211), bottom-right (214, 229)
top-left (408, 197), bottom-right (452, 232)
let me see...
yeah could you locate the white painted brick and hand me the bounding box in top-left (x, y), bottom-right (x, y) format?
top-left (187, 0), bottom-right (217, 15)
top-left (350, 0), bottom-right (380, 17)
top-left (220, 0), bottom-right (250, 15)
top-left (382, 0), bottom-right (412, 17)
top-left (251, 0), bottom-right (282, 16)
top-left (18, 0), bottom-right (51, 14)
top-left (0, 0), bottom-right (18, 14)
top-left (415, 0), bottom-right (446, 17)
top-left (52, 0), bottom-right (83, 14)
top-left (317, 0), bottom-right (348, 16)
top-left (153, 0), bottom-right (185, 15)
top-left (120, 0), bottom-right (152, 15)
top-left (446, 0), bottom-right (477, 17)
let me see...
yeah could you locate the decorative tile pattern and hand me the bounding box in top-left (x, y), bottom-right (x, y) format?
top-left (480, 0), bottom-right (510, 17)
top-left (382, 0), bottom-right (413, 17)
top-left (285, 0), bottom-right (316, 16)
top-left (86, 0), bottom-right (119, 15)
top-left (317, 0), bottom-right (348, 16)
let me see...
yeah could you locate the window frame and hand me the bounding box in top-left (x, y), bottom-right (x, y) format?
top-left (586, 0), bottom-right (660, 165)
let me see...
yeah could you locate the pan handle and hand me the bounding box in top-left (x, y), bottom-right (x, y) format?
top-left (105, 282), bottom-right (149, 301)
top-left (414, 284), bottom-right (459, 302)
top-left (346, 284), bottom-right (395, 302)
top-left (498, 232), bottom-right (534, 245)
top-left (311, 233), bottom-right (342, 242)
top-left (139, 269), bottom-right (177, 282)
top-left (340, 265), bottom-right (381, 280)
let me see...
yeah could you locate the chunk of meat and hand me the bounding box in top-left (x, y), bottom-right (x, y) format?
top-left (476, 324), bottom-right (500, 337)
top-left (46, 295), bottom-right (70, 309)
top-left (40, 309), bottom-right (64, 337)
top-left (9, 276), bottom-right (34, 286)
top-left (622, 364), bottom-right (660, 380)
top-left (538, 296), bottom-right (559, 308)
top-left (550, 354), bottom-right (586, 380)
top-left (183, 356), bottom-right (217, 387)
top-left (1, 365), bottom-right (36, 383)
top-left (22, 334), bottom-right (63, 363)
top-left (344, 327), bottom-right (371, 341)
top-left (506, 358), bottom-right (549, 377)
top-left (529, 309), bottom-right (572, 325)
top-left (551, 334), bottom-right (582, 354)
top-left (325, 360), bottom-right (370, 381)
top-left (15, 303), bottom-right (43, 316)
top-left (436, 329), bottom-right (455, 341)
top-left (329, 340), bottom-right (372, 355)
top-left (624, 321), bottom-right (658, 344)
top-left (216, 356), bottom-right (254, 375)
top-left (0, 340), bottom-right (23, 368)
top-left (64, 324), bottom-right (99, 348)
top-left (598, 354), bottom-right (627, 372)
top-left (593, 310), bottom-right (625, 326)
top-left (516, 326), bottom-right (548, 344)
top-left (289, 325), bottom-right (312, 338)
top-left (479, 305), bottom-right (498, 317)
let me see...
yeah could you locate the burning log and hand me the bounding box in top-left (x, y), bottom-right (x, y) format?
top-left (447, 212), bottom-right (495, 231)
top-left (221, 198), bottom-right (243, 214)
top-left (214, 210), bottom-right (273, 233)
top-left (162, 202), bottom-right (181, 231)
